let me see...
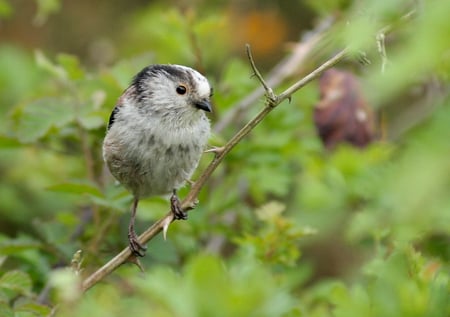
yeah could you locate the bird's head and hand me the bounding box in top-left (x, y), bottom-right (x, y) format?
top-left (130, 64), bottom-right (213, 119)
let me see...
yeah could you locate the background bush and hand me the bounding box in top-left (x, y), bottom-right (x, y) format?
top-left (0, 0), bottom-right (449, 316)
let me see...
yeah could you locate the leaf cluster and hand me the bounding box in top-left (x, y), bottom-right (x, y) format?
top-left (0, 0), bottom-right (449, 316)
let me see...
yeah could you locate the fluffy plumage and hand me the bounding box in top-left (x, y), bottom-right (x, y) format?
top-left (103, 64), bottom-right (212, 256)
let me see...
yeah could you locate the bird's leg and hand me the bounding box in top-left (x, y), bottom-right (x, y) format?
top-left (128, 197), bottom-right (147, 257)
top-left (170, 189), bottom-right (188, 220)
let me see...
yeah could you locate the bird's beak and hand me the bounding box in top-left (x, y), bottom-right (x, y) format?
top-left (194, 99), bottom-right (212, 112)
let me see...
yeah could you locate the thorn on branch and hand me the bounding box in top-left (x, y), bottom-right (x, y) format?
top-left (127, 254), bottom-right (145, 272)
top-left (162, 214), bottom-right (174, 240)
top-left (204, 146), bottom-right (225, 156)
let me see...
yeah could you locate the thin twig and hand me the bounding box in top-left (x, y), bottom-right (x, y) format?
top-left (376, 33), bottom-right (388, 73)
top-left (375, 10), bottom-right (416, 74)
top-left (377, 9), bottom-right (416, 36)
top-left (245, 44), bottom-right (276, 103)
top-left (214, 17), bottom-right (332, 133)
top-left (81, 46), bottom-right (348, 292)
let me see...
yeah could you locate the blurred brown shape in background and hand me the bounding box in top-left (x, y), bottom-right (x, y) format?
top-left (314, 68), bottom-right (376, 149)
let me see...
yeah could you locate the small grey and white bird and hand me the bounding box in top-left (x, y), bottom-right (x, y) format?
top-left (103, 64), bottom-right (212, 256)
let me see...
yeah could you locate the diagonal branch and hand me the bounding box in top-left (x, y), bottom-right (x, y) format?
top-left (80, 7), bottom-right (421, 292)
top-left (81, 46), bottom-right (348, 293)
top-left (277, 49), bottom-right (347, 103)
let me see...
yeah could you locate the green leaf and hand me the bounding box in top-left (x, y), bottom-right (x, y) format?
top-left (256, 201), bottom-right (285, 221)
top-left (0, 240), bottom-right (42, 255)
top-left (35, 50), bottom-right (66, 80)
top-left (13, 98), bottom-right (75, 143)
top-left (15, 302), bottom-right (52, 316)
top-left (77, 111), bottom-right (105, 130)
top-left (57, 53), bottom-right (85, 80)
top-left (0, 302), bottom-right (14, 317)
top-left (0, 271), bottom-right (32, 295)
top-left (47, 181), bottom-right (103, 198)
top-left (0, 135), bottom-right (22, 148)
top-left (0, 0), bottom-right (13, 18)
top-left (34, 0), bottom-right (61, 25)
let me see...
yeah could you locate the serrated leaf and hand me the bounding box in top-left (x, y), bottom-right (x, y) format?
top-left (0, 271), bottom-right (32, 295)
top-left (14, 98), bottom-right (75, 143)
top-left (47, 181), bottom-right (103, 198)
top-left (35, 50), bottom-right (66, 79)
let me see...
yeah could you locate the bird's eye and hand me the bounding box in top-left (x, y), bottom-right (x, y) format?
top-left (176, 85), bottom-right (187, 95)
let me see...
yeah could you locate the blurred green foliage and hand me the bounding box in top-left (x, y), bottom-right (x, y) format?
top-left (0, 0), bottom-right (449, 316)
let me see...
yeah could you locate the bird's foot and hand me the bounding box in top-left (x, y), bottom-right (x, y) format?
top-left (170, 190), bottom-right (188, 220)
top-left (128, 230), bottom-right (147, 257)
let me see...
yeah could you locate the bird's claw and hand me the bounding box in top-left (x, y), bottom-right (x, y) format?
top-left (170, 191), bottom-right (188, 220)
top-left (128, 231), bottom-right (147, 257)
